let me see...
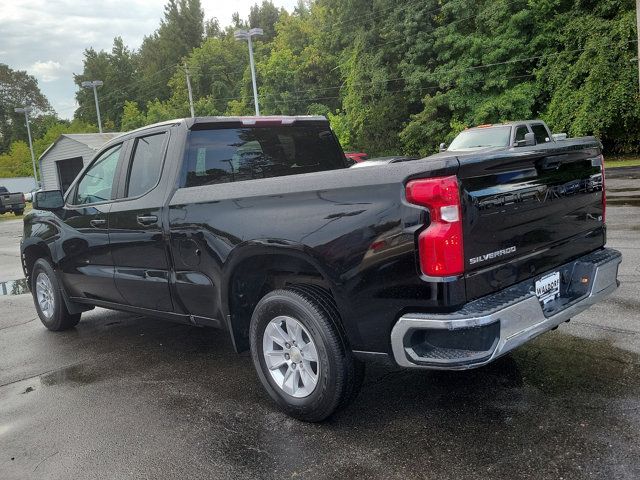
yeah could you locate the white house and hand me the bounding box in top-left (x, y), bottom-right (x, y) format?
top-left (39, 133), bottom-right (121, 193)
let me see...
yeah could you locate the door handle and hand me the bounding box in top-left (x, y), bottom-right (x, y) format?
top-left (90, 219), bottom-right (106, 228)
top-left (137, 215), bottom-right (158, 226)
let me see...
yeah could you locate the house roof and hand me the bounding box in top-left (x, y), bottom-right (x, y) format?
top-left (63, 133), bottom-right (122, 150)
top-left (39, 132), bottom-right (122, 161)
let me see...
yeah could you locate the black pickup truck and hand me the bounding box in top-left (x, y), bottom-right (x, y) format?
top-left (22, 116), bottom-right (621, 421)
top-left (0, 186), bottom-right (26, 215)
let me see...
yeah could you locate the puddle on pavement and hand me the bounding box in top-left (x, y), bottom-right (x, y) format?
top-left (40, 364), bottom-right (99, 387)
top-left (0, 278), bottom-right (29, 296)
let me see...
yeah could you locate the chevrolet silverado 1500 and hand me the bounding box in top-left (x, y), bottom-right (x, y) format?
top-left (22, 116), bottom-right (620, 421)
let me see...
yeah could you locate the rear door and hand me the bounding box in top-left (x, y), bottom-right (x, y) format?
top-left (109, 130), bottom-right (173, 312)
top-left (458, 141), bottom-right (605, 300)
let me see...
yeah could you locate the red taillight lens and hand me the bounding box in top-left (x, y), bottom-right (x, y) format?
top-left (406, 175), bottom-right (464, 277)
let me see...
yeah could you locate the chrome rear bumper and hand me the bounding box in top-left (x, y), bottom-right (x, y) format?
top-left (391, 248), bottom-right (622, 370)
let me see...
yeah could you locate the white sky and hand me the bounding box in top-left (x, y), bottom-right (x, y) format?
top-left (0, 0), bottom-right (298, 119)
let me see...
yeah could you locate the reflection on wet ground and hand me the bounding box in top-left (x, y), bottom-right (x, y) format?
top-left (0, 278), bottom-right (29, 296)
top-left (606, 182), bottom-right (640, 207)
top-left (1, 309), bottom-right (637, 480)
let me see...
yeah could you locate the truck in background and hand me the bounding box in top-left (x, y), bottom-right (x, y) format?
top-left (0, 186), bottom-right (26, 215)
top-left (439, 120), bottom-right (570, 153)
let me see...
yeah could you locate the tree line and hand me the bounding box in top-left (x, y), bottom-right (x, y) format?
top-left (1, 0), bottom-right (639, 177)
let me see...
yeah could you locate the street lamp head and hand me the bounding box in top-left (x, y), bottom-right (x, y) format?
top-left (14, 106), bottom-right (33, 114)
top-left (81, 80), bottom-right (103, 88)
top-left (234, 30), bottom-right (249, 40)
top-left (234, 28), bottom-right (264, 40)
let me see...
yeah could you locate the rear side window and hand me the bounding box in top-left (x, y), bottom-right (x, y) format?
top-left (531, 124), bottom-right (550, 144)
top-left (184, 125), bottom-right (346, 187)
top-left (126, 133), bottom-right (167, 197)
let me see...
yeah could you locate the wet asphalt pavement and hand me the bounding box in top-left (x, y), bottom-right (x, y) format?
top-left (1, 170), bottom-right (639, 479)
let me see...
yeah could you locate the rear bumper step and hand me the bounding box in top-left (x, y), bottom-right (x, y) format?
top-left (391, 248), bottom-right (621, 370)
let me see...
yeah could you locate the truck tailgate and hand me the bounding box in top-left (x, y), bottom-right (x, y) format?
top-left (458, 140), bottom-right (605, 301)
top-left (1, 192), bottom-right (23, 206)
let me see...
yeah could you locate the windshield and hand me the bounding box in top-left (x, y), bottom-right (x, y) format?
top-left (448, 126), bottom-right (511, 150)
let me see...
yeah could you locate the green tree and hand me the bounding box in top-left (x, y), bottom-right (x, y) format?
top-left (137, 0), bottom-right (205, 101)
top-left (249, 1), bottom-right (284, 41)
top-left (74, 38), bottom-right (137, 130)
top-left (0, 64), bottom-right (54, 154)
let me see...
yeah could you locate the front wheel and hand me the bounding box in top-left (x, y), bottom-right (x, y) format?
top-left (31, 258), bottom-right (81, 331)
top-left (250, 286), bottom-right (364, 422)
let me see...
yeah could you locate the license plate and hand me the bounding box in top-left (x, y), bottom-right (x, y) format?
top-left (535, 271), bottom-right (560, 304)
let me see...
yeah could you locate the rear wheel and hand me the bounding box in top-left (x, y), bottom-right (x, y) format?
top-left (31, 258), bottom-right (81, 331)
top-left (14, 209), bottom-right (24, 216)
top-left (250, 286), bottom-right (364, 422)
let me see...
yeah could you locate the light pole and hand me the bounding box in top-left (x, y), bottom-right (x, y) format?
top-left (234, 28), bottom-right (264, 115)
top-left (184, 63), bottom-right (195, 118)
top-left (81, 80), bottom-right (104, 133)
top-left (14, 106), bottom-right (38, 186)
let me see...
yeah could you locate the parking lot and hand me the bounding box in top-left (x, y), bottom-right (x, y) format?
top-left (1, 169), bottom-right (639, 480)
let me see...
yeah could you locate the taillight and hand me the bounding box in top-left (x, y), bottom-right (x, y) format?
top-left (406, 175), bottom-right (464, 277)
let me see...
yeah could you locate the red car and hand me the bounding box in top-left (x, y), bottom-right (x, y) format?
top-left (344, 152), bottom-right (369, 164)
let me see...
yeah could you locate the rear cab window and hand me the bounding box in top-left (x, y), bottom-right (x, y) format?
top-left (531, 124), bottom-right (551, 144)
top-left (183, 124), bottom-right (346, 187)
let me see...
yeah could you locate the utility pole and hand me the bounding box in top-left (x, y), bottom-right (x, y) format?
top-left (81, 80), bottom-right (104, 133)
top-left (234, 28), bottom-right (264, 115)
top-left (14, 106), bottom-right (38, 186)
top-left (185, 63), bottom-right (195, 118)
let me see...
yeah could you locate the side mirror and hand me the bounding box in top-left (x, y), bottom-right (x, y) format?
top-left (515, 132), bottom-right (536, 147)
top-left (33, 190), bottom-right (64, 211)
top-left (439, 142), bottom-right (448, 152)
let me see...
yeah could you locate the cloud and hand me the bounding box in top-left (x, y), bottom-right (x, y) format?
top-left (29, 60), bottom-right (64, 82)
top-left (0, 0), bottom-right (298, 119)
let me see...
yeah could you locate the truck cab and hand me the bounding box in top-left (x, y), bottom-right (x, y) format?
top-left (441, 120), bottom-right (558, 152)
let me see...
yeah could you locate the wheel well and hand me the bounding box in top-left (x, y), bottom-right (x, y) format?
top-left (23, 244), bottom-right (51, 281)
top-left (228, 254), bottom-right (333, 352)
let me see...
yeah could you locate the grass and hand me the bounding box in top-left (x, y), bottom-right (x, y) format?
top-left (0, 203), bottom-right (32, 222)
top-left (604, 157), bottom-right (640, 169)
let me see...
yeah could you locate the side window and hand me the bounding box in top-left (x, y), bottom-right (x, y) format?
top-left (531, 124), bottom-right (550, 144)
top-left (514, 126), bottom-right (528, 142)
top-left (126, 133), bottom-right (167, 197)
top-left (74, 144), bottom-right (122, 205)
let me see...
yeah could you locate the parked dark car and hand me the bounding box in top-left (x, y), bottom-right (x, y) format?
top-left (22, 116), bottom-right (620, 421)
top-left (0, 186), bottom-right (26, 215)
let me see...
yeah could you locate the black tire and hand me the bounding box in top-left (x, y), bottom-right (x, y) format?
top-left (31, 258), bottom-right (81, 331)
top-left (14, 210), bottom-right (24, 216)
top-left (250, 286), bottom-right (364, 422)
